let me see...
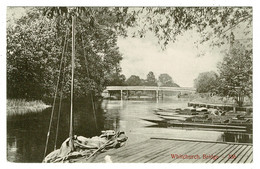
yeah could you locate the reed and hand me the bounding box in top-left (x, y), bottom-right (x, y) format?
top-left (7, 99), bottom-right (51, 115)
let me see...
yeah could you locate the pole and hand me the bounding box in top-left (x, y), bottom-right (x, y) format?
top-left (69, 15), bottom-right (75, 151)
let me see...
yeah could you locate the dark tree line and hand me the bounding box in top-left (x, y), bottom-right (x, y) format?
top-left (123, 72), bottom-right (179, 87)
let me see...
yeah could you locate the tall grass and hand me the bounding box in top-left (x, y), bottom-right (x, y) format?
top-left (7, 99), bottom-right (51, 116)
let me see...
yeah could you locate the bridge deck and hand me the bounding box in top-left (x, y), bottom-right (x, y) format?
top-left (105, 86), bottom-right (196, 92)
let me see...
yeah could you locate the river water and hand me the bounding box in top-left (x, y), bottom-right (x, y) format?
top-left (7, 97), bottom-right (252, 162)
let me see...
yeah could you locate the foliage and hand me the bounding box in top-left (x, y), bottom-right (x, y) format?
top-left (134, 7), bottom-right (252, 48)
top-left (125, 72), bottom-right (159, 86)
top-left (41, 7), bottom-right (252, 49)
top-left (7, 7), bottom-right (128, 100)
top-left (105, 68), bottom-right (126, 86)
top-left (217, 42), bottom-right (252, 106)
top-left (41, 7), bottom-right (253, 50)
top-left (7, 8), bottom-right (61, 99)
top-left (145, 71), bottom-right (157, 86)
top-left (7, 7), bottom-right (252, 100)
top-left (194, 71), bottom-right (219, 93)
top-left (125, 75), bottom-right (142, 86)
top-left (158, 73), bottom-right (179, 87)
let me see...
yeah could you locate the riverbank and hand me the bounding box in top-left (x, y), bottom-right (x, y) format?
top-left (189, 94), bottom-right (252, 106)
top-left (187, 94), bottom-right (253, 113)
top-left (7, 99), bottom-right (51, 115)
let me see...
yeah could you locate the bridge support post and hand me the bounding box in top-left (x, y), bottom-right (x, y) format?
top-left (108, 91), bottom-right (111, 99)
top-left (120, 90), bottom-right (123, 101)
top-left (156, 90), bottom-right (159, 99)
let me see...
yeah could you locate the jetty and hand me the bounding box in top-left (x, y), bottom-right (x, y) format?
top-left (86, 138), bottom-right (252, 163)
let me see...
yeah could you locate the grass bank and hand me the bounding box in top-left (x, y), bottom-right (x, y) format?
top-left (189, 93), bottom-right (252, 107)
top-left (7, 99), bottom-right (51, 115)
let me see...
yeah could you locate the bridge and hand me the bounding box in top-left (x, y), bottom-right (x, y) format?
top-left (103, 86), bottom-right (196, 100)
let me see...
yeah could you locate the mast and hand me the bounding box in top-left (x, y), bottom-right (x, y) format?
top-left (69, 15), bottom-right (75, 151)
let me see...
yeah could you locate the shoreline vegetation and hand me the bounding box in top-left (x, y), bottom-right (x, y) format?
top-left (189, 94), bottom-right (252, 107)
top-left (7, 99), bottom-right (51, 116)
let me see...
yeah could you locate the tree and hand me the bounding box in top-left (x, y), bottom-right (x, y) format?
top-left (158, 73), bottom-right (179, 87)
top-left (145, 71), bottom-right (157, 86)
top-left (105, 69), bottom-right (126, 86)
top-left (194, 71), bottom-right (219, 93)
top-left (133, 7), bottom-right (252, 49)
top-left (6, 7), bottom-right (127, 99)
top-left (41, 7), bottom-right (252, 49)
top-left (125, 75), bottom-right (142, 86)
top-left (217, 41), bottom-right (252, 106)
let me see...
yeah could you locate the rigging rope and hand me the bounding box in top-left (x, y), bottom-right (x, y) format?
top-left (81, 30), bottom-right (98, 130)
top-left (43, 29), bottom-right (69, 158)
top-left (54, 34), bottom-right (69, 150)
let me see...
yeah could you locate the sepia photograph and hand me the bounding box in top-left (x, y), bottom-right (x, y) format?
top-left (4, 3), bottom-right (255, 165)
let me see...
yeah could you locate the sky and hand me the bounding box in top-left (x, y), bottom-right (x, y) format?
top-left (117, 29), bottom-right (228, 87)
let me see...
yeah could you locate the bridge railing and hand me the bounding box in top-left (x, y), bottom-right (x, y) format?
top-left (105, 86), bottom-right (196, 92)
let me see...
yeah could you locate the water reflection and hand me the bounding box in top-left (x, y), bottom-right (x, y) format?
top-left (7, 101), bottom-right (103, 162)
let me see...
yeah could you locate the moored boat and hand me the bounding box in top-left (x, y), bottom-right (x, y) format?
top-left (159, 115), bottom-right (193, 121)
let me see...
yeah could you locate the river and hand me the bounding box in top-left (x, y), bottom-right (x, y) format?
top-left (6, 97), bottom-right (252, 162)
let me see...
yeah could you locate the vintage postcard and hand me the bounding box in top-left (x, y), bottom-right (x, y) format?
top-left (2, 1), bottom-right (258, 169)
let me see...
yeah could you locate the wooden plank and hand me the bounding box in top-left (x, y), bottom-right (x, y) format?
top-left (222, 145), bottom-right (244, 163)
top-left (90, 139), bottom-right (159, 162)
top-left (219, 145), bottom-right (242, 163)
top-left (118, 140), bottom-right (176, 163)
top-left (127, 140), bottom-right (184, 163)
top-left (213, 145), bottom-right (240, 163)
top-left (146, 141), bottom-right (200, 163)
top-left (98, 140), bottom-right (160, 163)
top-left (88, 145), bottom-right (140, 162)
top-left (108, 140), bottom-right (168, 163)
top-left (147, 141), bottom-right (199, 163)
top-left (150, 137), bottom-right (252, 145)
top-left (137, 140), bottom-right (186, 163)
top-left (205, 144), bottom-right (232, 163)
top-left (211, 145), bottom-right (237, 163)
top-left (161, 142), bottom-right (200, 163)
top-left (175, 142), bottom-right (215, 163)
top-left (230, 145), bottom-right (249, 163)
top-left (113, 139), bottom-right (159, 156)
top-left (191, 143), bottom-right (225, 163)
top-left (116, 143), bottom-right (168, 162)
top-left (232, 145), bottom-right (251, 163)
top-left (237, 146), bottom-right (253, 163)
top-left (134, 141), bottom-right (185, 162)
top-left (245, 150), bottom-right (253, 163)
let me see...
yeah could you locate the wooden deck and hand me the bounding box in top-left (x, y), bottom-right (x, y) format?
top-left (86, 138), bottom-right (252, 163)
